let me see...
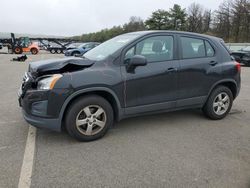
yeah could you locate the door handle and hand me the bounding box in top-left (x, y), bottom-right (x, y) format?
top-left (166, 67), bottom-right (177, 73)
top-left (209, 61), bottom-right (218, 66)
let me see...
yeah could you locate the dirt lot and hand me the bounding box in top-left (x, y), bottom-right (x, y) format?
top-left (0, 52), bottom-right (250, 188)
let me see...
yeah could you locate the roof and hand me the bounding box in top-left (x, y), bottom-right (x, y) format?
top-left (125, 30), bottom-right (221, 41)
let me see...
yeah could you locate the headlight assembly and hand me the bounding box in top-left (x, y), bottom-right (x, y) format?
top-left (37, 74), bottom-right (62, 90)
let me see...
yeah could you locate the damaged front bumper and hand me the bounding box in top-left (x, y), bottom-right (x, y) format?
top-left (18, 73), bottom-right (70, 132)
top-left (22, 109), bottom-right (61, 132)
top-left (19, 89), bottom-right (65, 132)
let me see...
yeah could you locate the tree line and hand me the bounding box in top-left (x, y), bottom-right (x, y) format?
top-left (72, 0), bottom-right (250, 43)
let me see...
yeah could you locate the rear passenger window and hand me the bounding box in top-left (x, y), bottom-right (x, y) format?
top-left (181, 37), bottom-right (205, 59)
top-left (205, 41), bottom-right (215, 57)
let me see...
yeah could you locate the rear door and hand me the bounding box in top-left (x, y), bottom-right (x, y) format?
top-left (177, 35), bottom-right (220, 107)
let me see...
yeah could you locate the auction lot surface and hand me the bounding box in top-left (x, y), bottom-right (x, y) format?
top-left (0, 52), bottom-right (250, 188)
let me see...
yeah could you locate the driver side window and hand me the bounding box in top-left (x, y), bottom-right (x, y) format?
top-left (125, 35), bottom-right (174, 63)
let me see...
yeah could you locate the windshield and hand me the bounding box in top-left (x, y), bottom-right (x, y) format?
top-left (84, 33), bottom-right (141, 61)
top-left (79, 43), bottom-right (88, 48)
top-left (68, 43), bottom-right (85, 48)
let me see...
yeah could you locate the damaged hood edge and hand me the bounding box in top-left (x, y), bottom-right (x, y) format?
top-left (29, 57), bottom-right (95, 77)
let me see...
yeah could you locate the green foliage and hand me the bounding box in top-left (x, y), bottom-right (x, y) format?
top-left (169, 4), bottom-right (187, 30)
top-left (145, 9), bottom-right (171, 30)
top-left (73, 16), bottom-right (145, 42)
top-left (72, 1), bottom-right (250, 43)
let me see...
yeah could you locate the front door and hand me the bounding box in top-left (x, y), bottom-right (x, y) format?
top-left (121, 35), bottom-right (179, 115)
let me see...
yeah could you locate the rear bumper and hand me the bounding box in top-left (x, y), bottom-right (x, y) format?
top-left (22, 110), bottom-right (61, 132)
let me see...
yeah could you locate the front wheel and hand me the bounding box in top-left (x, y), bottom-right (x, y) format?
top-left (14, 47), bottom-right (23, 54)
top-left (65, 95), bottom-right (114, 142)
top-left (203, 86), bottom-right (233, 120)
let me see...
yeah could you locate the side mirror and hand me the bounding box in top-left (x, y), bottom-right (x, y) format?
top-left (126, 55), bottom-right (147, 72)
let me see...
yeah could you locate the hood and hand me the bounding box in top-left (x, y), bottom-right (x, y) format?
top-left (29, 57), bottom-right (94, 77)
top-left (66, 48), bottom-right (77, 52)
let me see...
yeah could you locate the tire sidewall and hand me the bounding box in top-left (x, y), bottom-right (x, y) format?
top-left (31, 48), bottom-right (38, 55)
top-left (65, 95), bottom-right (114, 141)
top-left (14, 47), bottom-right (23, 54)
top-left (204, 86), bottom-right (233, 120)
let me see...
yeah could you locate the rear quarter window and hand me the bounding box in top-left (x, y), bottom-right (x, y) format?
top-left (205, 41), bottom-right (215, 57)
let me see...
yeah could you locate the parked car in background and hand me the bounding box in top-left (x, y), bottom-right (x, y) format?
top-left (240, 46), bottom-right (250, 52)
top-left (18, 31), bottom-right (241, 142)
top-left (66, 43), bottom-right (85, 50)
top-left (47, 44), bottom-right (68, 54)
top-left (231, 46), bottom-right (250, 66)
top-left (64, 42), bottom-right (100, 56)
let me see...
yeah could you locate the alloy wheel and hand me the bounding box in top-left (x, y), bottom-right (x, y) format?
top-left (213, 92), bottom-right (230, 115)
top-left (75, 105), bottom-right (106, 136)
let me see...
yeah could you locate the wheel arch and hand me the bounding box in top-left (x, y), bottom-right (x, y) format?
top-left (72, 50), bottom-right (80, 54)
top-left (59, 87), bottom-right (123, 128)
top-left (207, 79), bottom-right (238, 100)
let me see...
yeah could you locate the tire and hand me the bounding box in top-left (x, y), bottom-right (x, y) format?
top-left (50, 49), bottom-right (56, 54)
top-left (203, 86), bottom-right (233, 120)
top-left (14, 47), bottom-right (23, 54)
top-left (65, 95), bottom-right (114, 142)
top-left (30, 48), bottom-right (38, 55)
top-left (56, 49), bottom-right (61, 54)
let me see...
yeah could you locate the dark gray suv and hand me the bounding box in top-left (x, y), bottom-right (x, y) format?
top-left (18, 31), bottom-right (241, 141)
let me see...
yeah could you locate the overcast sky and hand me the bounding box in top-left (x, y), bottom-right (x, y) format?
top-left (0, 0), bottom-right (224, 36)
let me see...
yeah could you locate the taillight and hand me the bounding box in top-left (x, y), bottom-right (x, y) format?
top-left (235, 62), bottom-right (241, 72)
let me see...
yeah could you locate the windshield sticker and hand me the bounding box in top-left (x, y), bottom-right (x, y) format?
top-left (116, 39), bottom-right (130, 43)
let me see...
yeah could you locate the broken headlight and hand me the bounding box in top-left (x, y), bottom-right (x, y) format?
top-left (37, 74), bottom-right (62, 90)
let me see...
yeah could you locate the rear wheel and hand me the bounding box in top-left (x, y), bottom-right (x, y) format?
top-left (65, 95), bottom-right (114, 142)
top-left (56, 49), bottom-right (61, 54)
top-left (30, 48), bottom-right (38, 55)
top-left (203, 86), bottom-right (233, 120)
top-left (50, 49), bottom-right (56, 54)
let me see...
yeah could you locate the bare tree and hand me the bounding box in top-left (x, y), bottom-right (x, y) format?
top-left (123, 16), bottom-right (146, 33)
top-left (213, 0), bottom-right (232, 41)
top-left (202, 9), bottom-right (212, 33)
top-left (187, 3), bottom-right (204, 33)
top-left (231, 0), bottom-right (250, 42)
